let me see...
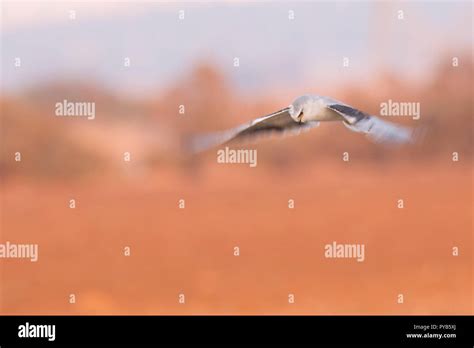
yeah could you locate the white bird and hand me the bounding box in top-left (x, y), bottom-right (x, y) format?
top-left (189, 95), bottom-right (418, 153)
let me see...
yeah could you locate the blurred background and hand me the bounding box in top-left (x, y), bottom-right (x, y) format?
top-left (0, 0), bottom-right (472, 314)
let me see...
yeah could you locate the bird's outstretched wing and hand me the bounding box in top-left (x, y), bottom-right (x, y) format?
top-left (327, 103), bottom-right (415, 144)
top-left (188, 107), bottom-right (319, 153)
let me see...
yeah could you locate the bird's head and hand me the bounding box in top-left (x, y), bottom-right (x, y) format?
top-left (288, 95), bottom-right (312, 123)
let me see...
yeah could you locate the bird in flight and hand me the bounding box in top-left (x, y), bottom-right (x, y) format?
top-left (189, 95), bottom-right (419, 153)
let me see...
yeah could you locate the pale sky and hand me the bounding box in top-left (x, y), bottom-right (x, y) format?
top-left (1, 1), bottom-right (472, 96)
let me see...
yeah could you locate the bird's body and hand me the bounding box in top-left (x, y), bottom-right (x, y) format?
top-left (189, 94), bottom-right (419, 153)
top-left (299, 97), bottom-right (340, 122)
top-left (292, 95), bottom-right (346, 123)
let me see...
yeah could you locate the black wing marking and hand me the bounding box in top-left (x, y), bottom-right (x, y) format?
top-left (328, 103), bottom-right (417, 144)
top-left (234, 107), bottom-right (303, 138)
top-left (327, 104), bottom-right (369, 124)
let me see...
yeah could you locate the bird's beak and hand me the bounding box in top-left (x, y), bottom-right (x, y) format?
top-left (297, 112), bottom-right (303, 124)
top-left (288, 104), bottom-right (303, 123)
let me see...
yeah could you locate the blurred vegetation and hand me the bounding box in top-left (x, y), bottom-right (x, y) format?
top-left (1, 53), bottom-right (472, 180)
